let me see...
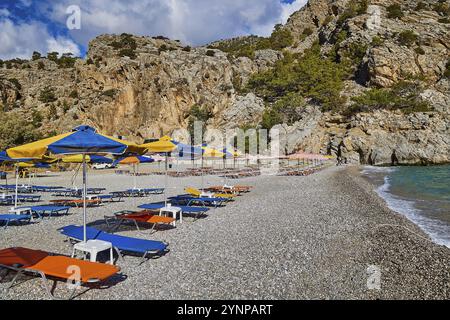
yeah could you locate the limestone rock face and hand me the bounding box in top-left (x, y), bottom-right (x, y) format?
top-left (218, 93), bottom-right (265, 129)
top-left (0, 0), bottom-right (449, 165)
top-left (278, 110), bottom-right (450, 165)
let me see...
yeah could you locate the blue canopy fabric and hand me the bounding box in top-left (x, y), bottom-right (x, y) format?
top-left (88, 155), bottom-right (113, 164)
top-left (172, 141), bottom-right (203, 160)
top-left (0, 151), bottom-right (31, 163)
top-left (47, 125), bottom-right (128, 155)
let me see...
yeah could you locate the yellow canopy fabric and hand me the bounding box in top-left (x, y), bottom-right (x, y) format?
top-left (106, 135), bottom-right (146, 155)
top-left (61, 154), bottom-right (102, 163)
top-left (140, 137), bottom-right (176, 153)
top-left (7, 132), bottom-right (73, 159)
top-left (17, 162), bottom-right (35, 168)
top-left (202, 147), bottom-right (224, 158)
top-left (6, 127), bottom-right (146, 159)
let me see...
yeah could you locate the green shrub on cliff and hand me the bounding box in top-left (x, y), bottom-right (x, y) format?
top-left (213, 25), bottom-right (293, 59)
top-left (386, 4), bottom-right (404, 19)
top-left (110, 33), bottom-right (138, 59)
top-left (261, 93), bottom-right (306, 129)
top-left (444, 60), bottom-right (450, 79)
top-left (38, 87), bottom-right (57, 103)
top-left (0, 111), bottom-right (43, 148)
top-left (337, 0), bottom-right (368, 27)
top-left (350, 80), bottom-right (431, 114)
top-left (187, 104), bottom-right (213, 139)
top-left (397, 30), bottom-right (418, 47)
top-left (248, 43), bottom-right (347, 114)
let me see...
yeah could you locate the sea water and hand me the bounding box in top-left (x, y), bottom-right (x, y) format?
top-left (362, 165), bottom-right (450, 248)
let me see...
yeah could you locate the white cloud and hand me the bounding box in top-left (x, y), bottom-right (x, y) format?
top-left (0, 0), bottom-right (307, 59)
top-left (19, 0), bottom-right (33, 7)
top-left (46, 37), bottom-right (81, 56)
top-left (0, 17), bottom-right (80, 60)
top-left (0, 8), bottom-right (10, 17)
top-left (46, 0), bottom-right (307, 46)
top-left (281, 0), bottom-right (308, 23)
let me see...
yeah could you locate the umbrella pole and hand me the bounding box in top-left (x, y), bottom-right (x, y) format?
top-left (133, 164), bottom-right (137, 189)
top-left (14, 165), bottom-right (19, 208)
top-left (82, 154), bottom-right (87, 243)
top-left (201, 156), bottom-right (204, 190)
top-left (164, 153), bottom-right (168, 205)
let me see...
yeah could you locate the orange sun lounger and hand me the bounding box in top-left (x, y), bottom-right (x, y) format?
top-left (105, 210), bottom-right (176, 233)
top-left (0, 247), bottom-right (120, 299)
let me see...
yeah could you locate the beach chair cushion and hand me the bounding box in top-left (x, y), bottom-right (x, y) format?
top-left (0, 214), bottom-right (31, 222)
top-left (138, 203), bottom-right (209, 213)
top-left (0, 247), bottom-right (119, 283)
top-left (59, 225), bottom-right (168, 255)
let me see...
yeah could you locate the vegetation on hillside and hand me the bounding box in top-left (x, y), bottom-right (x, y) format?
top-left (247, 42), bottom-right (348, 128)
top-left (349, 80), bottom-right (431, 115)
top-left (38, 87), bottom-right (57, 103)
top-left (212, 24), bottom-right (293, 59)
top-left (187, 104), bottom-right (213, 140)
top-left (109, 33), bottom-right (138, 59)
top-left (0, 111), bottom-right (44, 148)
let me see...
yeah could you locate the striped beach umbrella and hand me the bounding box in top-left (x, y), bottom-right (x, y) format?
top-left (6, 125), bottom-right (146, 242)
top-left (62, 154), bottom-right (113, 164)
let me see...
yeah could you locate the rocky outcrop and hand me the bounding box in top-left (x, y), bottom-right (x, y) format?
top-left (278, 110), bottom-right (450, 165)
top-left (217, 93), bottom-right (265, 129)
top-left (0, 0), bottom-right (449, 165)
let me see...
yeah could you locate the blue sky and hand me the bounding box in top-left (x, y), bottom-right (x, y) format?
top-left (0, 0), bottom-right (306, 60)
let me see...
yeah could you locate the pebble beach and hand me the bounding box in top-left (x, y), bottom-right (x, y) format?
top-left (1, 165), bottom-right (450, 300)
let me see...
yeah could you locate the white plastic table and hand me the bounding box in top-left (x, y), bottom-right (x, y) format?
top-left (86, 195), bottom-right (100, 200)
top-left (9, 207), bottom-right (34, 221)
top-left (159, 206), bottom-right (182, 225)
top-left (200, 192), bottom-right (215, 198)
top-left (72, 240), bottom-right (114, 265)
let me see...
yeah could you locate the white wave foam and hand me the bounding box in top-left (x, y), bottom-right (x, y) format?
top-left (362, 165), bottom-right (397, 175)
top-left (376, 174), bottom-right (450, 248)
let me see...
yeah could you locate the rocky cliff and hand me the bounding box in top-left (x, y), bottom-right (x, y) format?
top-left (0, 0), bottom-right (449, 165)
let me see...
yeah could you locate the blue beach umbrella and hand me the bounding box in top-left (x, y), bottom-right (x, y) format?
top-left (6, 125), bottom-right (146, 242)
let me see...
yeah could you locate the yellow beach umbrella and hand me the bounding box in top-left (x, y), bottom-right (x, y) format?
top-left (6, 125), bottom-right (146, 243)
top-left (140, 136), bottom-right (176, 153)
top-left (202, 146), bottom-right (224, 158)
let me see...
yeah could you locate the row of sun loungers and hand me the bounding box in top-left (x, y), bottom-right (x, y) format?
top-left (52, 187), bottom-right (106, 197)
top-left (0, 205), bottom-right (72, 228)
top-left (0, 185), bottom-right (64, 193)
top-left (277, 164), bottom-right (329, 176)
top-left (0, 194), bottom-right (41, 205)
top-left (111, 188), bottom-right (164, 198)
top-left (0, 182), bottom-right (252, 299)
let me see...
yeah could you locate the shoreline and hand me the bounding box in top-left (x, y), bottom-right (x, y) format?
top-left (343, 165), bottom-right (450, 299)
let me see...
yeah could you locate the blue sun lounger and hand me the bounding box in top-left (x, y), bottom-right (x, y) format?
top-left (31, 185), bottom-right (64, 192)
top-left (27, 205), bottom-right (70, 218)
top-left (58, 225), bottom-right (169, 264)
top-left (138, 202), bottom-right (209, 219)
top-left (169, 195), bottom-right (227, 208)
top-left (17, 195), bottom-right (41, 203)
top-left (97, 194), bottom-right (123, 202)
top-left (0, 214), bottom-right (32, 229)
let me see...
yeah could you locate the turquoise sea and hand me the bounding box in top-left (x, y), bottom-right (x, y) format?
top-left (362, 165), bottom-right (450, 247)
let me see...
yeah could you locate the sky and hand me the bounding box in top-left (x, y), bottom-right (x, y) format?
top-left (0, 0), bottom-right (307, 60)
